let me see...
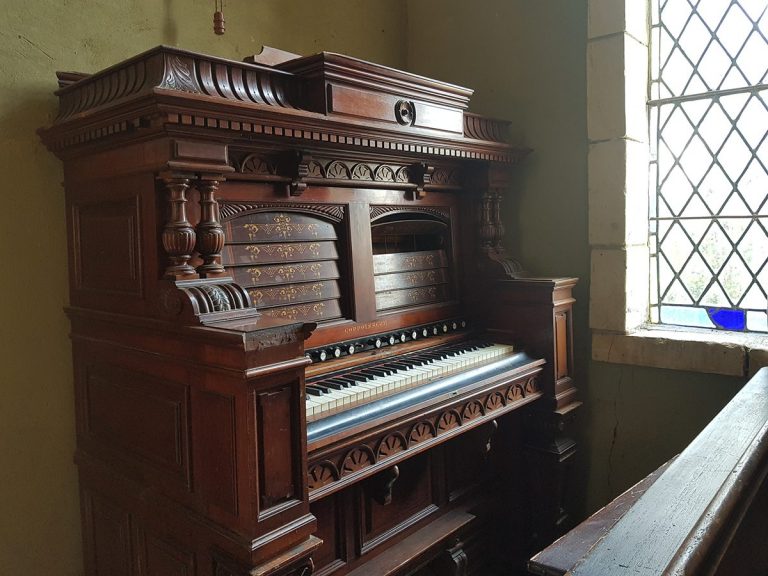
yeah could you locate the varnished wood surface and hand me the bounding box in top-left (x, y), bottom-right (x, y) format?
top-left (528, 459), bottom-right (673, 576)
top-left (532, 368), bottom-right (768, 576)
top-left (41, 45), bottom-right (580, 576)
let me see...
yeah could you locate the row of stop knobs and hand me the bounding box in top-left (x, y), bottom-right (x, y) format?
top-left (311, 320), bottom-right (467, 362)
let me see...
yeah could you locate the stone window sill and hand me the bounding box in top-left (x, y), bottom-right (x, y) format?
top-left (592, 326), bottom-right (768, 378)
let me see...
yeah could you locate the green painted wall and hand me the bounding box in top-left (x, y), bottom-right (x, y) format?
top-left (0, 2), bottom-right (406, 574)
top-left (405, 0), bottom-right (743, 516)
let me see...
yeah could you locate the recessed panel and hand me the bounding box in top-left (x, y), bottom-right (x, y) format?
top-left (85, 364), bottom-right (190, 486)
top-left (73, 197), bottom-right (141, 295)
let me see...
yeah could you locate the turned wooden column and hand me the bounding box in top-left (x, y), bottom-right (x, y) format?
top-left (474, 165), bottom-right (522, 278)
top-left (160, 175), bottom-right (198, 279)
top-left (194, 177), bottom-right (226, 276)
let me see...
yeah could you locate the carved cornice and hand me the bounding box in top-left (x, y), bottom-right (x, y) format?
top-left (464, 113), bottom-right (510, 144)
top-left (370, 205), bottom-right (450, 222)
top-left (307, 373), bottom-right (542, 497)
top-left (41, 47), bottom-right (529, 164)
top-left (234, 154), bottom-right (414, 185)
top-left (219, 201), bottom-right (345, 223)
top-left (54, 47), bottom-right (296, 123)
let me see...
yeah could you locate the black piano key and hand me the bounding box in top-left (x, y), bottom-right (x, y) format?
top-left (334, 376), bottom-right (361, 386)
top-left (306, 387), bottom-right (324, 396)
top-left (319, 381), bottom-right (343, 390)
top-left (360, 368), bottom-right (389, 377)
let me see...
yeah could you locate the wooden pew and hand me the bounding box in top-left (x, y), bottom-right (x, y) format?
top-left (529, 367), bottom-right (768, 576)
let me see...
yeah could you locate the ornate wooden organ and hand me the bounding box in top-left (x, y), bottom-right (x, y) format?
top-left (40, 46), bottom-right (580, 576)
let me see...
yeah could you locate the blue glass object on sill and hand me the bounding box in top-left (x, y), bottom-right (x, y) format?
top-left (706, 308), bottom-right (747, 331)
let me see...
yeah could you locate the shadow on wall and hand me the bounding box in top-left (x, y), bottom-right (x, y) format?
top-left (0, 2), bottom-right (408, 575)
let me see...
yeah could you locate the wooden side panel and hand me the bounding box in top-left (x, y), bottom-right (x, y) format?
top-left (194, 390), bottom-right (239, 517)
top-left (84, 364), bottom-right (191, 488)
top-left (256, 386), bottom-right (296, 510)
top-left (83, 490), bottom-right (133, 576)
top-left (137, 529), bottom-right (195, 576)
top-left (73, 197), bottom-right (142, 295)
top-left (66, 172), bottom-right (160, 318)
top-left (311, 494), bottom-right (346, 575)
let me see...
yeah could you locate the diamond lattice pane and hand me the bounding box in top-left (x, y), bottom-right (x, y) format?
top-left (651, 0), bottom-right (768, 332)
top-left (718, 131), bottom-right (752, 181)
top-left (679, 135), bottom-right (714, 185)
top-left (739, 159), bottom-right (768, 212)
top-left (680, 252), bottom-right (713, 300)
top-left (737, 219), bottom-right (768, 272)
top-left (699, 223), bottom-right (731, 272)
top-left (661, 165), bottom-right (695, 214)
top-left (698, 164), bottom-right (732, 214)
top-left (738, 94), bottom-right (768, 149)
top-left (719, 253), bottom-right (753, 303)
top-left (660, 222), bottom-right (695, 270)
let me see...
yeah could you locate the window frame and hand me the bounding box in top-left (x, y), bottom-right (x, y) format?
top-left (586, 0), bottom-right (767, 377)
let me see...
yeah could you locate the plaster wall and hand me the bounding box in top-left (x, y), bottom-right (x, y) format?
top-left (0, 2), bottom-right (406, 574)
top-left (405, 0), bottom-right (743, 514)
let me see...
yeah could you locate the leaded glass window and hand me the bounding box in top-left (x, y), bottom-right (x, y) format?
top-left (650, 0), bottom-right (768, 332)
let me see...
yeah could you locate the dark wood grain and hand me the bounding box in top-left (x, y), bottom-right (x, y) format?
top-left (531, 368), bottom-right (768, 576)
top-left (41, 45), bottom-right (578, 576)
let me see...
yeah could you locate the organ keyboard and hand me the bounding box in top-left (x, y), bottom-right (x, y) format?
top-left (41, 45), bottom-right (580, 576)
top-left (305, 339), bottom-right (515, 422)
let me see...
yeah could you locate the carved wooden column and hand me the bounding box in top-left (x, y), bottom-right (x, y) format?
top-left (160, 175), bottom-right (198, 279)
top-left (194, 177), bottom-right (226, 276)
top-left (474, 165), bottom-right (522, 278)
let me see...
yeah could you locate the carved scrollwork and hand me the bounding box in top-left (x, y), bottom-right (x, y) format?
top-left (307, 160), bottom-right (324, 178)
top-left (252, 326), bottom-right (299, 351)
top-left (377, 433), bottom-right (408, 459)
top-left (160, 54), bottom-right (199, 93)
top-left (437, 410), bottom-right (461, 433)
top-left (308, 461), bottom-right (339, 490)
top-left (409, 421), bottom-right (436, 445)
top-left (199, 285), bottom-right (232, 312)
top-left (374, 165), bottom-right (396, 182)
top-left (351, 163), bottom-right (374, 180)
top-left (507, 384), bottom-right (525, 403)
top-left (462, 400), bottom-right (485, 422)
top-left (369, 205), bottom-right (450, 222)
top-left (431, 167), bottom-right (461, 187)
top-left (219, 202), bottom-right (345, 222)
top-left (525, 376), bottom-right (539, 394)
top-left (340, 447), bottom-right (375, 476)
top-left (239, 154), bottom-right (277, 175)
top-left (485, 391), bottom-right (506, 412)
top-left (158, 284), bottom-right (184, 316)
top-left (325, 161), bottom-right (350, 180)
